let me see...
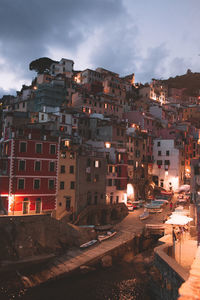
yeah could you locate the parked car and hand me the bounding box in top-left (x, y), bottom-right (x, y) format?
top-left (127, 201), bottom-right (137, 211)
top-left (132, 200), bottom-right (145, 208)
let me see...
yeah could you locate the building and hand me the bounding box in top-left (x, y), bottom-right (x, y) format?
top-left (0, 127), bottom-right (59, 215)
top-left (152, 138), bottom-right (184, 191)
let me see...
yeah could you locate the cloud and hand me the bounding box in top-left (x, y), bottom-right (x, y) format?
top-left (87, 14), bottom-right (139, 75)
top-left (0, 0), bottom-right (127, 91)
top-left (1, 0), bottom-right (200, 92)
top-left (135, 44), bottom-right (169, 82)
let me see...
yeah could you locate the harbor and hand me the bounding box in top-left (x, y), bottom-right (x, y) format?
top-left (0, 201), bottom-right (173, 300)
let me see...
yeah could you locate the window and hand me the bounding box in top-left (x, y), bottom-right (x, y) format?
top-left (166, 150), bottom-right (170, 156)
top-left (49, 180), bottom-right (55, 190)
top-left (35, 161), bottom-right (41, 171)
top-left (70, 181), bottom-right (75, 189)
top-left (69, 165), bottom-right (74, 174)
top-left (94, 160), bottom-right (100, 168)
top-left (158, 151), bottom-right (161, 156)
top-left (19, 160), bottom-right (26, 171)
top-left (60, 165), bottom-right (65, 173)
top-left (108, 179), bottom-right (112, 186)
top-left (70, 152), bottom-right (74, 159)
top-left (2, 160), bottom-right (8, 174)
top-left (87, 158), bottom-right (91, 167)
top-left (18, 179), bottom-right (25, 189)
top-left (66, 197), bottom-right (71, 211)
top-left (94, 193), bottom-right (98, 205)
top-left (94, 174), bottom-right (99, 182)
top-left (50, 144), bottom-right (56, 154)
top-left (34, 179), bottom-right (40, 189)
top-left (157, 160), bottom-right (162, 165)
top-left (36, 143), bottom-right (42, 154)
top-left (87, 192), bottom-right (92, 205)
top-left (20, 142), bottom-right (27, 153)
top-left (60, 181), bottom-right (65, 189)
top-left (157, 141), bottom-right (160, 147)
top-left (86, 173), bottom-right (91, 182)
top-left (164, 160), bottom-right (170, 165)
top-left (49, 162), bottom-right (55, 172)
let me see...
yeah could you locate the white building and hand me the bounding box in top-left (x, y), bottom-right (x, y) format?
top-left (50, 58), bottom-right (74, 78)
top-left (152, 139), bottom-right (184, 191)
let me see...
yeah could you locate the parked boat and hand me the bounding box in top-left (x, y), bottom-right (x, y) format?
top-left (95, 224), bottom-right (113, 231)
top-left (98, 230), bottom-right (117, 242)
top-left (148, 208), bottom-right (163, 213)
top-left (80, 239), bottom-right (98, 249)
top-left (139, 210), bottom-right (149, 220)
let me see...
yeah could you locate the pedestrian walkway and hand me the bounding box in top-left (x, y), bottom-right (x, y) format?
top-left (21, 204), bottom-right (172, 289)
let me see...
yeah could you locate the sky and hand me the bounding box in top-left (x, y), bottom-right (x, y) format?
top-left (1, 0), bottom-right (200, 97)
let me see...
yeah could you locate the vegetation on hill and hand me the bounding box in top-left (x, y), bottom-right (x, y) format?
top-left (160, 70), bottom-right (200, 96)
top-left (29, 57), bottom-right (58, 74)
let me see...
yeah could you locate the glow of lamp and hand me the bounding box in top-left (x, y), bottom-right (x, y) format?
top-left (127, 184), bottom-right (134, 197)
top-left (105, 142), bottom-right (111, 149)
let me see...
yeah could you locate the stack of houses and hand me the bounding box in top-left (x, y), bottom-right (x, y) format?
top-left (0, 58), bottom-right (200, 220)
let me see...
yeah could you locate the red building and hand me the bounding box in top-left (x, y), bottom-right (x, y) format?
top-left (0, 127), bottom-right (59, 215)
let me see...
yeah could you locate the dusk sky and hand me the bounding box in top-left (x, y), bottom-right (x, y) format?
top-left (1, 0), bottom-right (200, 96)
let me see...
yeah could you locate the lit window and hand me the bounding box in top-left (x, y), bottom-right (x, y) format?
top-left (95, 160), bottom-right (100, 168)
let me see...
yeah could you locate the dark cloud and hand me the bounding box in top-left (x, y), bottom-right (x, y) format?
top-left (0, 0), bottom-right (199, 92)
top-left (0, 0), bottom-right (127, 84)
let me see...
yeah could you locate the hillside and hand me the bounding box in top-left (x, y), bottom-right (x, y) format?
top-left (160, 70), bottom-right (200, 96)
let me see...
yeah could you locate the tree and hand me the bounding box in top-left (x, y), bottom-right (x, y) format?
top-left (29, 57), bottom-right (58, 74)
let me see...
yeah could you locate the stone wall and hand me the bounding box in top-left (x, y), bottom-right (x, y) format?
top-left (154, 243), bottom-right (189, 300)
top-left (0, 215), bottom-right (96, 261)
top-left (0, 203), bottom-right (128, 262)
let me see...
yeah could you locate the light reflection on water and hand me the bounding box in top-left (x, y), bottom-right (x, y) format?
top-left (1, 249), bottom-right (158, 300)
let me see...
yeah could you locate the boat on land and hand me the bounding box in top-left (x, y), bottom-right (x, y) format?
top-left (95, 224), bottom-right (113, 231)
top-left (80, 239), bottom-right (98, 249)
top-left (148, 208), bottom-right (163, 213)
top-left (139, 210), bottom-right (149, 220)
top-left (98, 230), bottom-right (117, 242)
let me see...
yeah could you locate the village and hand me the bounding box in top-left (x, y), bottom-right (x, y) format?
top-left (0, 58), bottom-right (200, 299)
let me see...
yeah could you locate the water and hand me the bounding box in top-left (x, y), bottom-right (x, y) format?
top-left (1, 249), bottom-right (160, 300)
